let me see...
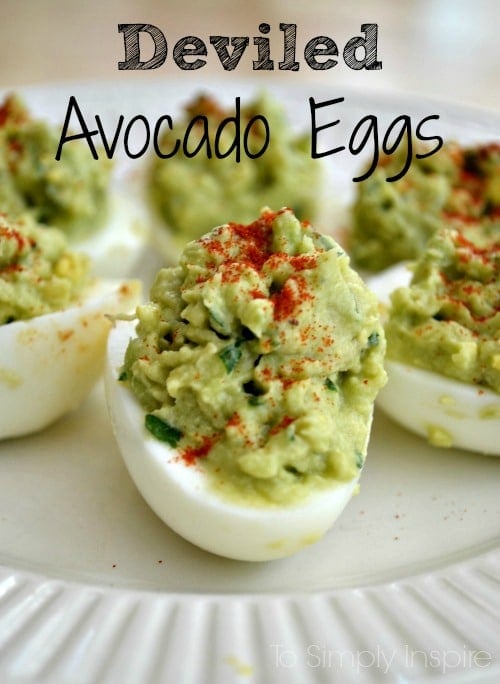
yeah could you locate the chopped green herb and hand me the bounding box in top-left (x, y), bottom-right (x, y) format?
top-left (219, 341), bottom-right (242, 373)
top-left (367, 332), bottom-right (379, 347)
top-left (145, 414), bottom-right (183, 447)
top-left (248, 396), bottom-right (263, 406)
top-left (355, 451), bottom-right (365, 469)
top-left (316, 233), bottom-right (334, 251)
top-left (325, 378), bottom-right (337, 392)
top-left (208, 308), bottom-right (230, 335)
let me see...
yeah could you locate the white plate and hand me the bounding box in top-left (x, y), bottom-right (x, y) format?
top-left (0, 80), bottom-right (499, 684)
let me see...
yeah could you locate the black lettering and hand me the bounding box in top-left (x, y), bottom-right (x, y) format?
top-left (210, 36), bottom-right (249, 71)
top-left (173, 36), bottom-right (207, 70)
top-left (350, 116), bottom-right (379, 181)
top-left (416, 115), bottom-right (443, 157)
top-left (95, 115), bottom-right (124, 159)
top-left (214, 97), bottom-right (241, 161)
top-left (243, 115), bottom-right (269, 159)
top-left (55, 96), bottom-right (99, 161)
top-left (153, 115), bottom-right (180, 158)
top-left (383, 116), bottom-right (412, 181)
top-left (123, 115), bottom-right (150, 159)
top-left (183, 116), bottom-right (211, 157)
top-left (343, 23), bottom-right (382, 71)
top-left (304, 36), bottom-right (338, 70)
top-left (117, 24), bottom-right (167, 70)
top-left (279, 23), bottom-right (299, 71)
top-left (253, 23), bottom-right (273, 70)
top-left (309, 97), bottom-right (345, 159)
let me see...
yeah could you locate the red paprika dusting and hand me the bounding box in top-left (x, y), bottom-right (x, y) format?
top-left (220, 262), bottom-right (246, 284)
top-left (226, 412), bottom-right (242, 428)
top-left (226, 412), bottom-right (254, 449)
top-left (0, 225), bottom-right (35, 252)
top-left (249, 288), bottom-right (266, 299)
top-left (7, 138), bottom-right (23, 156)
top-left (0, 263), bottom-right (24, 275)
top-left (271, 275), bottom-right (313, 321)
top-left (185, 94), bottom-right (227, 121)
top-left (198, 209), bottom-right (321, 287)
top-left (289, 254), bottom-right (318, 271)
top-left (454, 231), bottom-right (499, 265)
top-left (436, 269), bottom-right (499, 323)
top-left (200, 212), bottom-right (275, 273)
top-left (459, 168), bottom-right (481, 184)
top-left (269, 415), bottom-right (294, 436)
top-left (462, 284), bottom-right (481, 296)
top-left (195, 210), bottom-right (329, 323)
top-left (0, 95), bottom-right (29, 128)
top-left (299, 324), bottom-right (313, 344)
top-left (442, 211), bottom-right (482, 225)
top-left (181, 434), bottom-right (218, 464)
top-left (0, 100), bottom-right (12, 127)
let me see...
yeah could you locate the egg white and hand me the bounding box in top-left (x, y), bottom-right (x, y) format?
top-left (366, 264), bottom-right (500, 456)
top-left (377, 360), bottom-right (500, 455)
top-left (73, 160), bottom-right (157, 278)
top-left (105, 319), bottom-right (362, 562)
top-left (147, 209), bottom-right (184, 267)
top-left (0, 279), bottom-right (140, 441)
top-left (364, 261), bottom-right (412, 309)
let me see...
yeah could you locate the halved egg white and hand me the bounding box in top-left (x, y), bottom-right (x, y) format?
top-left (366, 264), bottom-right (500, 456)
top-left (147, 211), bottom-right (185, 267)
top-left (377, 360), bottom-right (500, 455)
top-left (74, 163), bottom-right (157, 278)
top-left (105, 320), bottom-right (362, 562)
top-left (0, 279), bottom-right (140, 441)
top-left (364, 261), bottom-right (412, 309)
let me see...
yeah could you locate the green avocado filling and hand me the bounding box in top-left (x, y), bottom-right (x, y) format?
top-left (149, 92), bottom-right (321, 244)
top-left (350, 141), bottom-right (500, 272)
top-left (386, 223), bottom-right (500, 392)
top-left (0, 213), bottom-right (90, 324)
top-left (0, 93), bottom-right (112, 240)
top-left (123, 208), bottom-right (386, 506)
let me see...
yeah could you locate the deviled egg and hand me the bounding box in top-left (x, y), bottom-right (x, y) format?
top-left (350, 140), bottom-right (500, 272)
top-left (105, 208), bottom-right (387, 561)
top-left (369, 222), bottom-right (500, 455)
top-left (148, 92), bottom-right (322, 261)
top-left (0, 214), bottom-right (140, 440)
top-left (0, 92), bottom-right (150, 277)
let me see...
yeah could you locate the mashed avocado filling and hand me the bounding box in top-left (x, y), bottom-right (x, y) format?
top-left (149, 93), bottom-right (321, 244)
top-left (123, 208), bottom-right (386, 505)
top-left (386, 223), bottom-right (500, 392)
top-left (0, 94), bottom-right (111, 240)
top-left (350, 141), bottom-right (500, 271)
top-left (0, 213), bottom-right (90, 324)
